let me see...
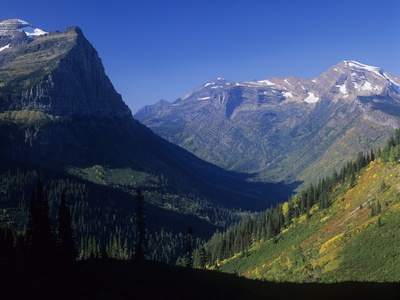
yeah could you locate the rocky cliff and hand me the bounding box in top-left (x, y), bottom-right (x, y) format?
top-left (0, 22), bottom-right (131, 117)
top-left (0, 21), bottom-right (133, 166)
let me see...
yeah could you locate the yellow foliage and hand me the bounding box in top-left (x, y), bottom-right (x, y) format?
top-left (319, 233), bottom-right (344, 254)
top-left (310, 204), bottom-right (319, 214)
top-left (292, 195), bottom-right (299, 208)
top-left (282, 201), bottom-right (289, 217)
top-left (320, 215), bottom-right (330, 223)
top-left (299, 215), bottom-right (307, 224)
top-left (323, 258), bottom-right (341, 273)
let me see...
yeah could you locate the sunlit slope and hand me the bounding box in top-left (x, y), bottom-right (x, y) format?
top-left (218, 159), bottom-right (400, 282)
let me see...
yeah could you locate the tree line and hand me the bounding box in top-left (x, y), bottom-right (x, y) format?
top-left (184, 129), bottom-right (400, 269)
top-left (0, 180), bottom-right (148, 268)
top-left (0, 166), bottom-right (236, 264)
top-left (0, 180), bottom-right (76, 270)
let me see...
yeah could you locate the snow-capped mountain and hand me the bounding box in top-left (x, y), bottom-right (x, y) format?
top-left (136, 61), bottom-right (400, 186)
top-left (0, 18), bottom-right (47, 38)
top-left (176, 60), bottom-right (399, 108)
top-left (0, 18), bottom-right (48, 53)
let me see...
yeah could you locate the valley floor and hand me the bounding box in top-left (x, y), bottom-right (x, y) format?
top-left (2, 259), bottom-right (399, 299)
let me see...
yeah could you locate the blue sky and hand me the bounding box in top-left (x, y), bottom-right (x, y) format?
top-left (2, 0), bottom-right (400, 113)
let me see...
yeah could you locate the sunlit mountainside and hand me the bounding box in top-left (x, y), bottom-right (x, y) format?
top-left (195, 139), bottom-right (400, 282)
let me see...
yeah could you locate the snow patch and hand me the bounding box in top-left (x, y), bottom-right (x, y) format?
top-left (346, 60), bottom-right (381, 74)
top-left (257, 79), bottom-right (275, 86)
top-left (24, 27), bottom-right (48, 38)
top-left (284, 78), bottom-right (292, 86)
top-left (336, 84), bottom-right (347, 94)
top-left (0, 43), bottom-right (10, 52)
top-left (335, 84), bottom-right (348, 98)
top-left (282, 92), bottom-right (293, 98)
top-left (304, 92), bottom-right (319, 103)
top-left (361, 82), bottom-right (373, 91)
top-left (17, 19), bottom-right (30, 27)
top-left (205, 78), bottom-right (229, 87)
top-left (353, 80), bottom-right (381, 92)
top-left (198, 96), bottom-right (211, 100)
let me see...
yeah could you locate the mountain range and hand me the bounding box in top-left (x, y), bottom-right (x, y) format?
top-left (136, 61), bottom-right (400, 187)
top-left (0, 19), bottom-right (297, 263)
top-left (1, 17), bottom-right (400, 285)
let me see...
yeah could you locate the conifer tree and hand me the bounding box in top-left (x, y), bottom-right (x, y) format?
top-left (185, 225), bottom-right (194, 268)
top-left (58, 191), bottom-right (77, 263)
top-left (0, 224), bottom-right (16, 258)
top-left (377, 217), bottom-right (382, 228)
top-left (25, 180), bottom-right (56, 267)
top-left (199, 245), bottom-right (208, 269)
top-left (134, 187), bottom-right (146, 262)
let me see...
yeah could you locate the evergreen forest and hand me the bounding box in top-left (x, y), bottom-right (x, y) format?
top-left (2, 129), bottom-right (400, 298)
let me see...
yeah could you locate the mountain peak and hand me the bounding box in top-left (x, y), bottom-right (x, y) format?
top-left (312, 60), bottom-right (400, 101)
top-left (343, 60), bottom-right (382, 72)
top-left (0, 18), bottom-right (47, 39)
top-left (0, 23), bottom-right (131, 118)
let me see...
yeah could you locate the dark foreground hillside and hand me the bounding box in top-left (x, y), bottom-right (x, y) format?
top-left (1, 259), bottom-right (399, 300)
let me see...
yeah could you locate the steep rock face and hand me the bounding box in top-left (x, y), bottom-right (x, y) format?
top-left (136, 61), bottom-right (400, 185)
top-left (0, 22), bottom-right (133, 167)
top-left (0, 26), bottom-right (131, 117)
top-left (0, 21), bottom-right (130, 166)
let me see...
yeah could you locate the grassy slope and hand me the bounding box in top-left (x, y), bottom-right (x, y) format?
top-left (217, 160), bottom-right (400, 282)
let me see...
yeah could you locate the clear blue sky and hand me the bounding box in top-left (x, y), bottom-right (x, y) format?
top-left (2, 0), bottom-right (400, 113)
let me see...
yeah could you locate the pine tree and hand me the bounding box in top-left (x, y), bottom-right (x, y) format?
top-left (134, 187), bottom-right (146, 262)
top-left (370, 149), bottom-right (375, 161)
top-left (199, 246), bottom-right (208, 269)
top-left (57, 191), bottom-right (77, 263)
top-left (377, 217), bottom-right (382, 228)
top-left (185, 225), bottom-right (194, 268)
top-left (25, 180), bottom-right (56, 268)
top-left (0, 224), bottom-right (16, 258)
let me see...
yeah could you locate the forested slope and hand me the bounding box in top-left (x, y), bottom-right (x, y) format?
top-left (187, 131), bottom-right (400, 282)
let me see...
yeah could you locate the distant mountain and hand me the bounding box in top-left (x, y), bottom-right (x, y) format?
top-left (0, 19), bottom-right (294, 263)
top-left (134, 99), bottom-right (171, 120)
top-left (136, 61), bottom-right (400, 186)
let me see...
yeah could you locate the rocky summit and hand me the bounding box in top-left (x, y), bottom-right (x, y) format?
top-left (136, 61), bottom-right (400, 186)
top-left (0, 18), bottom-right (47, 51)
top-left (0, 21), bottom-right (130, 117)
